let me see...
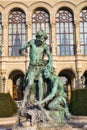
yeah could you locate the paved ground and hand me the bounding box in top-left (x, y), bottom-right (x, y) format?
top-left (66, 115), bottom-right (87, 129)
top-left (0, 127), bottom-right (12, 130)
top-left (0, 115), bottom-right (87, 130)
top-left (67, 120), bottom-right (87, 128)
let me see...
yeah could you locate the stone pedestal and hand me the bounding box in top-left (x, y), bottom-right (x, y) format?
top-left (38, 124), bottom-right (72, 130)
top-left (0, 115), bottom-right (18, 128)
top-left (13, 125), bottom-right (37, 130)
top-left (13, 123), bottom-right (72, 130)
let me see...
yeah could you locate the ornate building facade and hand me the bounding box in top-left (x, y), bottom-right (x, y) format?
top-left (0, 0), bottom-right (87, 101)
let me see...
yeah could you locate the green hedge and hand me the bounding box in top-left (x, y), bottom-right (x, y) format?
top-left (69, 88), bottom-right (87, 116)
top-left (0, 93), bottom-right (18, 117)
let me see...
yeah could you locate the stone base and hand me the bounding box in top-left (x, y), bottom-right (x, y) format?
top-left (13, 125), bottom-right (37, 130)
top-left (38, 123), bottom-right (72, 130)
top-left (13, 123), bottom-right (72, 130)
top-left (0, 114), bottom-right (18, 127)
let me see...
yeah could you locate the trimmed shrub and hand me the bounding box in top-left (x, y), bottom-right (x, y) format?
top-left (0, 93), bottom-right (18, 117)
top-left (69, 88), bottom-right (87, 116)
top-left (7, 93), bottom-right (18, 113)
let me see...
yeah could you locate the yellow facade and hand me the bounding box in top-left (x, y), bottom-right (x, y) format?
top-left (0, 0), bottom-right (87, 101)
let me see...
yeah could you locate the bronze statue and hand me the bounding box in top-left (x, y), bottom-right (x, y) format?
top-left (19, 30), bottom-right (52, 108)
top-left (36, 66), bottom-right (71, 123)
top-left (18, 30), bottom-right (70, 126)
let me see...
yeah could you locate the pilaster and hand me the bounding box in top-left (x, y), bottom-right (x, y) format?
top-left (25, 21), bottom-right (32, 71)
top-left (0, 70), bottom-right (6, 93)
top-left (26, 21), bottom-right (32, 41)
top-left (51, 21), bottom-right (56, 56)
top-left (74, 19), bottom-right (81, 55)
top-left (2, 22), bottom-right (8, 56)
top-left (74, 19), bottom-right (82, 88)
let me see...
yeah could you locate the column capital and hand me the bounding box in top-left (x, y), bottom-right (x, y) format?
top-left (0, 71), bottom-right (6, 76)
top-left (74, 19), bottom-right (80, 27)
top-left (26, 21), bottom-right (32, 28)
top-left (2, 22), bottom-right (8, 29)
top-left (51, 21), bottom-right (56, 27)
top-left (1, 46), bottom-right (6, 56)
top-left (76, 41), bottom-right (81, 54)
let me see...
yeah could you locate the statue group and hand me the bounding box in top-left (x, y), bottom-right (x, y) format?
top-left (19, 30), bottom-right (71, 126)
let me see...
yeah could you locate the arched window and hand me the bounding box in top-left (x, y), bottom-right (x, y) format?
top-left (56, 9), bottom-right (75, 56)
top-left (32, 9), bottom-right (51, 46)
top-left (80, 8), bottom-right (87, 55)
top-left (8, 9), bottom-right (26, 56)
top-left (0, 13), bottom-right (2, 56)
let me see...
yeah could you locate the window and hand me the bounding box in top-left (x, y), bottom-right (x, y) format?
top-left (32, 9), bottom-right (51, 46)
top-left (56, 9), bottom-right (74, 56)
top-left (0, 13), bottom-right (2, 56)
top-left (8, 9), bottom-right (26, 56)
top-left (80, 8), bottom-right (87, 55)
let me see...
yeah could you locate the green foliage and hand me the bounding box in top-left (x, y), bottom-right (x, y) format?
top-left (7, 93), bottom-right (18, 113)
top-left (0, 93), bottom-right (18, 117)
top-left (69, 89), bottom-right (87, 116)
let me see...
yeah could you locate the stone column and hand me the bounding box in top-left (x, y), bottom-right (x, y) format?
top-left (2, 22), bottom-right (8, 56)
top-left (51, 22), bottom-right (56, 56)
top-left (25, 21), bottom-right (32, 71)
top-left (75, 19), bottom-right (81, 54)
top-left (0, 71), bottom-right (6, 93)
top-left (26, 21), bottom-right (32, 41)
top-left (0, 74), bottom-right (2, 92)
top-left (75, 19), bottom-right (82, 88)
top-left (1, 22), bottom-right (8, 92)
top-left (72, 77), bottom-right (76, 90)
top-left (67, 84), bottom-right (71, 102)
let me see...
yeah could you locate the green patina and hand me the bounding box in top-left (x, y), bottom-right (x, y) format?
top-left (19, 30), bottom-right (52, 108)
top-left (19, 30), bottom-right (70, 123)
